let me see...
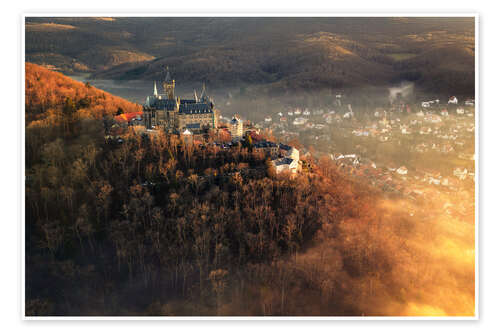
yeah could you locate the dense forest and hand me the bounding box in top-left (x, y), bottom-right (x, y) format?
top-left (25, 63), bottom-right (474, 316)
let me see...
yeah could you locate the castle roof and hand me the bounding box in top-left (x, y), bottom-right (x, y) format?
top-left (279, 143), bottom-right (292, 151)
top-left (180, 99), bottom-right (197, 104)
top-left (144, 94), bottom-right (214, 114)
top-left (230, 116), bottom-right (242, 125)
top-left (179, 102), bottom-right (213, 114)
top-left (146, 97), bottom-right (177, 110)
top-left (114, 111), bottom-right (143, 123)
top-left (273, 157), bottom-right (294, 166)
top-left (254, 141), bottom-right (278, 148)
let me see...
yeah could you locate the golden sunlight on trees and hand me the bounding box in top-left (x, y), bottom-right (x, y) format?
top-left (25, 63), bottom-right (474, 317)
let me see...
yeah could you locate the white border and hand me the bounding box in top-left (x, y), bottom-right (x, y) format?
top-left (20, 13), bottom-right (479, 321)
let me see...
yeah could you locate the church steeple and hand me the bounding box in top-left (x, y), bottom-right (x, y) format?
top-left (194, 89), bottom-right (198, 102)
top-left (153, 81), bottom-right (158, 97)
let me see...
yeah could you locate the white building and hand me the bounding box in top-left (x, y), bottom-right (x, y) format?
top-left (453, 168), bottom-right (468, 180)
top-left (181, 128), bottom-right (193, 145)
top-left (272, 157), bottom-right (300, 174)
top-left (293, 117), bottom-right (308, 126)
top-left (343, 111), bottom-right (353, 119)
top-left (396, 166), bottom-right (408, 175)
top-left (229, 115), bottom-right (243, 140)
top-left (279, 144), bottom-right (300, 161)
top-left (271, 143), bottom-right (301, 175)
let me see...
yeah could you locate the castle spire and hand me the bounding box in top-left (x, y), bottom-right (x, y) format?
top-left (194, 89), bottom-right (198, 102)
top-left (200, 83), bottom-right (206, 101)
top-left (153, 81), bottom-right (158, 96)
top-left (165, 65), bottom-right (172, 82)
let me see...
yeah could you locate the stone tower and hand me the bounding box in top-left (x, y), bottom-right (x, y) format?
top-left (163, 66), bottom-right (175, 99)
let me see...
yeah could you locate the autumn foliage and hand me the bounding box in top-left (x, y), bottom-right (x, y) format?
top-left (25, 62), bottom-right (141, 125)
top-left (24, 65), bottom-right (474, 317)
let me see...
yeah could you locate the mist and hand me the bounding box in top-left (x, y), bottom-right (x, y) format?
top-left (388, 82), bottom-right (415, 104)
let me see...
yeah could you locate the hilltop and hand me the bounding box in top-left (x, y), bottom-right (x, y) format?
top-left (24, 64), bottom-right (371, 316)
top-left (25, 17), bottom-right (475, 96)
top-left (25, 62), bottom-right (142, 125)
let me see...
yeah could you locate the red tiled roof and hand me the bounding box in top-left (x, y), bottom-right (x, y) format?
top-left (114, 111), bottom-right (143, 123)
top-left (249, 131), bottom-right (263, 141)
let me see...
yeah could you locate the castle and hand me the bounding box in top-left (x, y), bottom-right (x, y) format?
top-left (143, 68), bottom-right (218, 133)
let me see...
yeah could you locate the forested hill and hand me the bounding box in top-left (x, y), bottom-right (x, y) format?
top-left (25, 64), bottom-right (473, 316)
top-left (24, 64), bottom-right (387, 316)
top-left (25, 62), bottom-right (141, 125)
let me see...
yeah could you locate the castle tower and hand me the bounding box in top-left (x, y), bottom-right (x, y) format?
top-left (163, 66), bottom-right (175, 99)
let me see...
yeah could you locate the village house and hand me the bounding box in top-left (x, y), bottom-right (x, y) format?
top-left (419, 127), bottom-right (432, 135)
top-left (400, 126), bottom-right (411, 135)
top-left (293, 117), bottom-right (307, 126)
top-left (454, 168), bottom-right (468, 180)
top-left (425, 114), bottom-right (442, 124)
top-left (396, 166), bottom-right (408, 175)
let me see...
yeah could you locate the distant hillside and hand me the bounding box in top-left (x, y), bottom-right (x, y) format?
top-left (25, 62), bottom-right (142, 125)
top-left (393, 45), bottom-right (475, 96)
top-left (25, 17), bottom-right (475, 96)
